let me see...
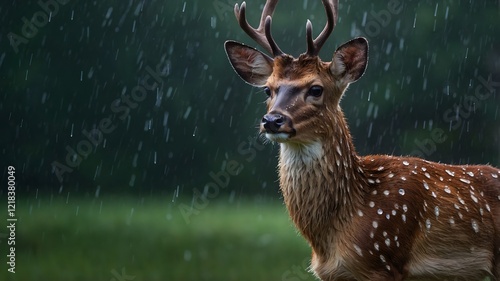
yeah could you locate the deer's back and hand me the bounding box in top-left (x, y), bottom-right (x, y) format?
top-left (337, 155), bottom-right (500, 280)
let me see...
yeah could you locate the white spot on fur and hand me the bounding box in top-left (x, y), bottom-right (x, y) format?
top-left (434, 206), bottom-right (439, 217)
top-left (385, 238), bottom-right (391, 247)
top-left (372, 221), bottom-right (379, 228)
top-left (492, 173), bottom-right (498, 179)
top-left (444, 186), bottom-right (451, 194)
top-left (368, 179), bottom-right (375, 184)
top-left (403, 161), bottom-right (410, 166)
top-left (354, 244), bottom-right (363, 256)
top-left (445, 169), bottom-right (455, 177)
top-left (423, 181), bottom-right (429, 190)
top-left (471, 219), bottom-right (479, 233)
top-left (402, 214), bottom-right (407, 222)
top-left (424, 172), bottom-right (431, 179)
top-left (388, 173), bottom-right (394, 178)
top-left (377, 209), bottom-right (383, 215)
top-left (460, 178), bottom-right (471, 184)
top-left (426, 219), bottom-right (431, 230)
top-left (402, 204), bottom-right (408, 212)
top-left (374, 242), bottom-right (380, 251)
top-left (467, 171), bottom-right (474, 177)
top-left (369, 201), bottom-right (375, 208)
top-left (383, 190), bottom-right (390, 196)
top-left (399, 189), bottom-right (405, 195)
top-left (401, 176), bottom-right (407, 181)
top-left (485, 204), bottom-right (491, 212)
top-left (471, 194), bottom-right (478, 203)
top-left (458, 196), bottom-right (466, 205)
top-left (357, 210), bottom-right (364, 217)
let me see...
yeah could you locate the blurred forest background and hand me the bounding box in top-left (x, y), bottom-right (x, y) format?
top-left (0, 0), bottom-right (499, 280)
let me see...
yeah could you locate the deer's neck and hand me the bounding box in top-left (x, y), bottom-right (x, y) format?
top-left (278, 113), bottom-right (366, 256)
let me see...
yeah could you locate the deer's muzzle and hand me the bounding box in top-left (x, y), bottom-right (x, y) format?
top-left (261, 112), bottom-right (296, 142)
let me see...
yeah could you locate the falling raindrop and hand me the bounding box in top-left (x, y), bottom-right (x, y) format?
top-left (129, 174), bottom-right (136, 187)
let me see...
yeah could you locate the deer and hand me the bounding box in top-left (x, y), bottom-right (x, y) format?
top-left (224, 0), bottom-right (500, 280)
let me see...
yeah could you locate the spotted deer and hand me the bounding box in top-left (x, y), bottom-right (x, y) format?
top-left (224, 0), bottom-right (500, 280)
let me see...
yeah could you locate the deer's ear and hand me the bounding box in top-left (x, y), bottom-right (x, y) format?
top-left (224, 41), bottom-right (274, 87)
top-left (330, 37), bottom-right (368, 85)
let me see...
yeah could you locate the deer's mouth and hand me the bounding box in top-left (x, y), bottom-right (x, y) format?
top-left (264, 132), bottom-right (295, 142)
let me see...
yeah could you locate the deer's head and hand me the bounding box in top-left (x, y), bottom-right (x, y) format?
top-left (225, 0), bottom-right (368, 145)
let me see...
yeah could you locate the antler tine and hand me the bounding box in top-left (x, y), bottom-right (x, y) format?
top-left (306, 0), bottom-right (338, 56)
top-left (234, 1), bottom-right (284, 57)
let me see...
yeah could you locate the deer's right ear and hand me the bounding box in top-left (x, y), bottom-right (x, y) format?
top-left (224, 41), bottom-right (274, 87)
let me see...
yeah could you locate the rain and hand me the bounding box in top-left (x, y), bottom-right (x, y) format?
top-left (1, 0), bottom-right (499, 280)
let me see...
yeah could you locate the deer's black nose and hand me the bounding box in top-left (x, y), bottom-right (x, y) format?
top-left (262, 113), bottom-right (286, 133)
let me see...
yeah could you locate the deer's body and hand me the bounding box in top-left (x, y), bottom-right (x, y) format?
top-left (281, 139), bottom-right (500, 280)
top-left (224, 1), bottom-right (500, 280)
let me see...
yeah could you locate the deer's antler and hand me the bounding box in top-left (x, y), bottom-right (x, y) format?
top-left (234, 1), bottom-right (284, 57)
top-left (306, 0), bottom-right (338, 56)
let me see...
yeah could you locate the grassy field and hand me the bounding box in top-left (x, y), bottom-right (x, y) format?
top-left (0, 196), bottom-right (316, 281)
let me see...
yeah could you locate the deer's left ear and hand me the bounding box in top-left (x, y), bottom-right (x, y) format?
top-left (224, 41), bottom-right (274, 87)
top-left (330, 37), bottom-right (368, 85)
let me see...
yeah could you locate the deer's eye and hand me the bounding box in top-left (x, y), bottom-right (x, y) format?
top-left (308, 85), bottom-right (323, 98)
top-left (263, 87), bottom-right (272, 97)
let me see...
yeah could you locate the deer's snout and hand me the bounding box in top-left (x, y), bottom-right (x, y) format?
top-left (262, 113), bottom-right (286, 133)
top-left (260, 112), bottom-right (295, 142)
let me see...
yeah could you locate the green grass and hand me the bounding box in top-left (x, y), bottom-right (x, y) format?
top-left (1, 196), bottom-right (316, 281)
